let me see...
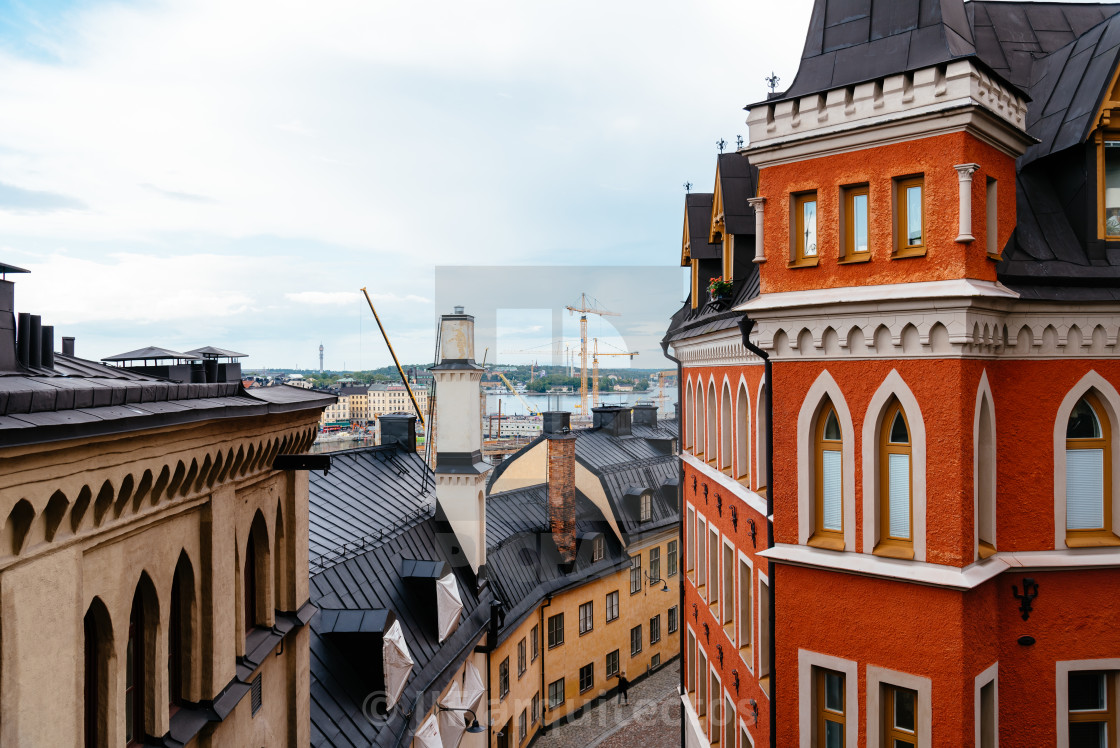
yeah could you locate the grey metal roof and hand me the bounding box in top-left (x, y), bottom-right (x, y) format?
top-left (715, 152), bottom-right (760, 237)
top-left (186, 346), bottom-right (248, 359)
top-left (0, 262), bottom-right (28, 276)
top-left (101, 346), bottom-right (199, 362)
top-left (685, 193), bottom-right (723, 262)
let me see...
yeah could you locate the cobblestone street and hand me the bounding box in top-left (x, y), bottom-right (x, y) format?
top-left (535, 661), bottom-right (681, 748)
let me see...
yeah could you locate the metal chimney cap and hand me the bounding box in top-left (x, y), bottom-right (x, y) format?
top-left (453, 305), bottom-right (465, 314)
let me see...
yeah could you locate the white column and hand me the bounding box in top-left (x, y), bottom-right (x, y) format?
top-left (954, 163), bottom-right (981, 243)
top-left (748, 197), bottom-right (766, 263)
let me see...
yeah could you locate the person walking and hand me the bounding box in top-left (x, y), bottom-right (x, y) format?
top-left (617, 672), bottom-right (630, 705)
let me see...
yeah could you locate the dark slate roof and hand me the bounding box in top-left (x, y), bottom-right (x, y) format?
top-left (337, 386), bottom-right (368, 397)
top-left (662, 267), bottom-right (760, 345)
top-left (0, 354), bottom-right (333, 447)
top-left (714, 152), bottom-right (760, 237)
top-left (685, 193), bottom-right (722, 263)
top-left (186, 346), bottom-right (248, 359)
top-left (102, 346), bottom-right (199, 362)
top-left (764, 0), bottom-right (982, 106)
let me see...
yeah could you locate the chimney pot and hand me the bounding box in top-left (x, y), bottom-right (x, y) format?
top-left (16, 312), bottom-right (29, 366)
top-left (28, 314), bottom-right (41, 368)
top-left (542, 411), bottom-right (572, 435)
top-left (41, 325), bottom-right (54, 369)
top-left (632, 403), bottom-right (658, 429)
top-left (453, 305), bottom-right (464, 314)
top-left (380, 413), bottom-right (417, 452)
top-left (61, 336), bottom-right (75, 357)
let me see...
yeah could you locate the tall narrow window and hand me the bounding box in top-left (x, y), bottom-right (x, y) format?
top-left (169, 572), bottom-right (184, 713)
top-left (697, 517), bottom-right (708, 591)
top-left (630, 555), bottom-right (642, 594)
top-left (1068, 670), bottom-right (1116, 745)
top-left (895, 176), bottom-right (925, 256)
top-left (979, 679), bottom-right (996, 748)
top-left (244, 534), bottom-right (258, 632)
top-left (686, 508), bottom-right (696, 580)
top-left (709, 673), bottom-right (722, 743)
top-left (736, 382), bottom-right (750, 480)
top-left (811, 402), bottom-right (844, 549)
top-left (721, 385), bottom-right (733, 472)
top-left (759, 578), bottom-right (770, 690)
top-left (650, 546), bottom-right (661, 582)
top-left (884, 684), bottom-right (918, 747)
top-left (707, 382), bottom-right (717, 463)
top-left (794, 192), bottom-right (819, 264)
top-left (708, 530), bottom-right (719, 609)
top-left (738, 557), bottom-right (751, 655)
top-left (547, 613), bottom-right (564, 648)
top-left (877, 401), bottom-right (914, 559)
top-left (721, 543), bottom-right (734, 631)
top-left (977, 394), bottom-right (996, 558)
top-left (668, 539), bottom-right (678, 577)
top-left (843, 184), bottom-right (870, 260)
top-left (84, 601), bottom-right (111, 748)
top-left (126, 591), bottom-right (146, 746)
top-left (1102, 138), bottom-right (1120, 240)
top-left (685, 382), bottom-right (694, 450)
top-left (816, 668), bottom-right (846, 747)
top-left (697, 650), bottom-right (708, 717)
top-left (723, 695), bottom-right (736, 748)
top-left (1066, 394), bottom-right (1113, 545)
top-left (986, 177), bottom-right (999, 257)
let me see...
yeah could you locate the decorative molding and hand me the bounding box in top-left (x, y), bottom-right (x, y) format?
top-left (954, 162), bottom-right (981, 243)
top-left (748, 197), bottom-right (766, 264)
top-left (682, 451), bottom-right (767, 518)
top-left (672, 327), bottom-right (761, 367)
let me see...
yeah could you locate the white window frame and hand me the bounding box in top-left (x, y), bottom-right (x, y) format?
top-left (797, 649), bottom-right (858, 748)
top-left (736, 377), bottom-right (752, 482)
top-left (974, 661), bottom-right (998, 748)
top-left (687, 507), bottom-right (697, 580)
top-left (721, 536), bottom-right (736, 632)
top-left (708, 524), bottom-right (721, 611)
top-left (758, 571), bottom-right (770, 686)
top-left (866, 665), bottom-right (932, 748)
top-left (796, 370), bottom-right (857, 550)
top-left (756, 375), bottom-right (769, 492)
top-left (1055, 657), bottom-right (1120, 748)
top-left (698, 512), bottom-right (709, 599)
top-left (974, 372), bottom-right (997, 559)
top-left (708, 666), bottom-right (723, 744)
top-left (738, 550), bottom-right (754, 672)
top-left (740, 717), bottom-right (756, 747)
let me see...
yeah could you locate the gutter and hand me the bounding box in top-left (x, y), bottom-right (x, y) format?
top-left (539, 595), bottom-right (553, 735)
top-left (659, 338), bottom-right (686, 748)
top-left (737, 316), bottom-right (775, 748)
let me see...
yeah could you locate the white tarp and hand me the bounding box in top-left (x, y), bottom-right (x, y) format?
top-left (384, 619), bottom-right (415, 709)
top-left (462, 661), bottom-right (485, 713)
top-left (438, 681), bottom-right (467, 748)
top-left (436, 572), bottom-right (464, 642)
top-left (414, 713), bottom-right (442, 748)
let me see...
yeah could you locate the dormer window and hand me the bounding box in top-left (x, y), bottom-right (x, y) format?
top-left (640, 493), bottom-right (652, 522)
top-left (1102, 138), bottom-right (1120, 239)
top-left (593, 535), bottom-right (605, 561)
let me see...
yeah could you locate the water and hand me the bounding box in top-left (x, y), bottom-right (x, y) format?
top-left (484, 389), bottom-right (678, 417)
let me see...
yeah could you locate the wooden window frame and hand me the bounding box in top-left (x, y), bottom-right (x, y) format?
top-left (531, 624), bottom-right (539, 661)
top-left (606, 649), bottom-right (620, 678)
top-left (547, 613), bottom-right (564, 649)
top-left (876, 400), bottom-right (915, 559)
top-left (815, 668), bottom-right (846, 747)
top-left (1066, 393), bottom-right (1116, 546)
top-left (579, 663), bottom-right (594, 693)
top-left (840, 183), bottom-right (871, 263)
top-left (606, 590), bottom-right (620, 622)
top-left (810, 402), bottom-right (845, 550)
top-left (548, 678), bottom-right (565, 710)
top-left (1097, 132), bottom-right (1120, 241)
top-left (668, 539), bottom-right (678, 577)
top-left (738, 553), bottom-right (752, 662)
top-left (631, 624), bottom-right (643, 656)
top-left (499, 657), bottom-right (510, 699)
top-left (579, 601), bottom-right (594, 636)
top-left (650, 614), bottom-right (661, 644)
top-left (630, 555), bottom-right (642, 595)
top-left (894, 176), bottom-right (926, 258)
top-left (883, 683), bottom-right (919, 747)
top-left (668, 605), bottom-right (679, 634)
top-left (650, 546), bottom-right (661, 582)
top-left (1067, 670), bottom-right (1118, 746)
top-left (517, 638), bottom-right (526, 677)
top-left (790, 191), bottom-right (820, 267)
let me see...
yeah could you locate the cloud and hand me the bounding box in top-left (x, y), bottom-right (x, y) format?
top-left (285, 291), bottom-right (361, 306)
top-left (0, 181), bottom-right (85, 212)
top-left (141, 183), bottom-right (217, 204)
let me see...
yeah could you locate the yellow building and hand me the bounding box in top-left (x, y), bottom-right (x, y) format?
top-left (0, 269), bottom-right (333, 746)
top-left (317, 383), bottom-right (430, 430)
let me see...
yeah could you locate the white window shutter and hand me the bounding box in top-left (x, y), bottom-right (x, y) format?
top-left (1067, 449), bottom-right (1105, 530)
top-left (888, 453), bottom-right (911, 539)
top-left (822, 450), bottom-right (843, 531)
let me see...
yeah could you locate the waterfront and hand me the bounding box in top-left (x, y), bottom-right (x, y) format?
top-left (483, 389), bottom-right (677, 417)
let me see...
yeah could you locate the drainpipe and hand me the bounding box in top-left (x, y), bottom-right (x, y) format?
top-left (737, 316), bottom-right (775, 748)
top-left (660, 339), bottom-right (686, 748)
top-left (538, 595), bottom-right (552, 735)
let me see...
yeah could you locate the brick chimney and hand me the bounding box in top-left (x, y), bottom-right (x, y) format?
top-left (547, 431), bottom-right (577, 564)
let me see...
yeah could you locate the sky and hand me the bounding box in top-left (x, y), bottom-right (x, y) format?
top-left (0, 0), bottom-right (822, 369)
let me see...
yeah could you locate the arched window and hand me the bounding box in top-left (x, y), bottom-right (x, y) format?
top-left (811, 401), bottom-right (844, 549)
top-left (757, 380), bottom-right (769, 492)
top-left (126, 578), bottom-right (158, 747)
top-left (877, 401), bottom-right (914, 558)
top-left (695, 383), bottom-right (706, 457)
top-left (244, 535), bottom-right (258, 632)
top-left (735, 382), bottom-right (750, 481)
top-left (84, 599), bottom-right (113, 748)
top-left (684, 381), bottom-right (694, 450)
top-left (1066, 394), bottom-right (1112, 543)
top-left (244, 511), bottom-right (271, 634)
top-left (706, 381), bottom-right (717, 464)
top-left (976, 392), bottom-right (996, 558)
top-left (720, 382), bottom-right (733, 472)
top-left (169, 554), bottom-right (194, 713)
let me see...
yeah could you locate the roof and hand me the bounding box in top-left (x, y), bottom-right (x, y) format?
top-left (662, 267), bottom-right (760, 345)
top-left (101, 346), bottom-right (199, 362)
top-left (186, 346), bottom-right (248, 359)
top-left (0, 262), bottom-right (28, 276)
top-left (683, 193), bottom-right (722, 265)
top-left (713, 152), bottom-right (760, 238)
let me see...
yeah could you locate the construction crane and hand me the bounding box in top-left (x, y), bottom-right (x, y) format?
top-left (592, 338), bottom-right (638, 408)
top-left (654, 369), bottom-right (677, 411)
top-left (566, 293), bottom-right (620, 418)
top-left (495, 371), bottom-right (541, 415)
top-left (360, 287), bottom-right (424, 427)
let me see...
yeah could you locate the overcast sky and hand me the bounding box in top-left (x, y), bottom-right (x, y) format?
top-left (4, 0), bottom-right (815, 369)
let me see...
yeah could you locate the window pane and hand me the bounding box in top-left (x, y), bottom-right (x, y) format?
top-left (1106, 141), bottom-right (1120, 236)
top-left (1067, 449), bottom-right (1105, 529)
top-left (853, 193), bottom-right (868, 253)
top-left (888, 453), bottom-right (911, 539)
top-left (1069, 399), bottom-right (1103, 439)
top-left (804, 200), bottom-right (818, 256)
top-left (893, 687), bottom-right (916, 732)
top-left (890, 411), bottom-right (909, 443)
top-left (825, 671), bottom-right (844, 712)
top-left (1070, 671), bottom-right (1107, 711)
top-left (893, 740), bottom-right (917, 748)
top-left (1069, 721), bottom-right (1107, 747)
top-left (822, 450), bottom-right (843, 532)
top-left (906, 186), bottom-right (922, 245)
top-left (824, 410), bottom-right (840, 441)
top-left (825, 720), bottom-right (843, 748)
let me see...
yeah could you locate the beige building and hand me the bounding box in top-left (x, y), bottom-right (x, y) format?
top-left (0, 271), bottom-right (332, 747)
top-left (318, 383), bottom-right (429, 430)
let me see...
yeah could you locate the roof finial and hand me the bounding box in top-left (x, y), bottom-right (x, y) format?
top-left (766, 71), bottom-right (780, 94)
top-left (736, 135), bottom-right (744, 150)
top-left (683, 181), bottom-right (692, 194)
top-left (716, 138), bottom-right (727, 154)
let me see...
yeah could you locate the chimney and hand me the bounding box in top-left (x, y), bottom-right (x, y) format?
top-left (542, 411), bottom-right (571, 435)
top-left (61, 336), bottom-right (75, 357)
top-left (0, 280), bottom-right (16, 371)
top-left (592, 406), bottom-right (631, 437)
top-left (380, 413), bottom-right (417, 453)
top-left (41, 325), bottom-right (54, 369)
top-left (28, 315), bottom-right (41, 368)
top-left (547, 430), bottom-right (578, 564)
top-left (632, 403), bottom-right (658, 429)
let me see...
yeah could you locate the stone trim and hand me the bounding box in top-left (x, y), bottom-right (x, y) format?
top-left (797, 649), bottom-right (858, 748)
top-left (954, 163), bottom-right (981, 243)
top-left (673, 327), bottom-right (761, 367)
top-left (797, 371), bottom-right (857, 551)
top-left (1055, 658), bottom-right (1120, 748)
top-left (974, 372), bottom-right (997, 560)
top-left (974, 661), bottom-right (999, 748)
top-left (865, 666), bottom-right (932, 748)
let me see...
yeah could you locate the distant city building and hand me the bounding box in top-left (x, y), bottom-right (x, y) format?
top-left (318, 382), bottom-right (431, 432)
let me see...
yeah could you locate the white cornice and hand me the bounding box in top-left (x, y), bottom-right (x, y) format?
top-left (682, 451), bottom-right (768, 518)
top-left (736, 278), bottom-right (1019, 313)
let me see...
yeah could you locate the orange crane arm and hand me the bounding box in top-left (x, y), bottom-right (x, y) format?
top-left (360, 287), bottom-right (425, 427)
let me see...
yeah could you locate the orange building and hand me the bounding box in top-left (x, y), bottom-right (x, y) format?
top-left (667, 2), bottom-right (1120, 746)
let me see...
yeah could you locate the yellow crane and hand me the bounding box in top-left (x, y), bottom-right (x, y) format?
top-left (566, 293), bottom-right (620, 417)
top-left (592, 338), bottom-right (638, 407)
top-left (495, 371), bottom-right (540, 415)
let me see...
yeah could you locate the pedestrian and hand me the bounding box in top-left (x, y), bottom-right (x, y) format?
top-left (617, 672), bottom-right (630, 705)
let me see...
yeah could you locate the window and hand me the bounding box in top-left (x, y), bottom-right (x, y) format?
top-left (986, 177), bottom-right (999, 257)
top-left (244, 531), bottom-right (258, 632)
top-left (816, 668), bottom-right (846, 748)
top-left (650, 547), bottom-right (661, 582)
top-left (895, 176), bottom-right (925, 256)
top-left (650, 615), bottom-right (661, 644)
top-left (84, 601), bottom-right (109, 748)
top-left (793, 191), bottom-right (819, 264)
top-left (668, 605), bottom-right (678, 634)
top-left (708, 529), bottom-right (719, 608)
top-left (579, 601), bottom-right (594, 635)
top-left (169, 565), bottom-right (188, 714)
top-left (606, 591), bottom-right (619, 622)
top-left (518, 638), bottom-right (526, 677)
top-left (630, 555), bottom-right (642, 594)
top-left (842, 184), bottom-right (870, 260)
top-left (1066, 394), bottom-right (1114, 545)
top-left (883, 683), bottom-right (918, 747)
top-left (593, 535), bottom-right (605, 562)
top-left (668, 539), bottom-right (678, 577)
top-left (722, 542), bottom-right (734, 630)
top-left (652, 653), bottom-right (662, 669)
top-left (1068, 670), bottom-right (1116, 746)
top-left (698, 516), bottom-right (708, 590)
top-left (688, 629), bottom-right (697, 695)
top-left (640, 493), bottom-right (652, 522)
top-left (499, 657), bottom-right (510, 699)
top-left (759, 578), bottom-right (770, 687)
top-left (519, 710), bottom-right (527, 743)
top-left (126, 591), bottom-right (146, 746)
top-left (631, 624), bottom-right (643, 656)
top-left (531, 624), bottom-right (540, 661)
top-left (547, 613), bottom-right (564, 649)
top-left (979, 679), bottom-right (996, 748)
top-left (738, 557), bottom-right (752, 653)
top-left (977, 390), bottom-right (997, 558)
top-left (532, 692), bottom-right (540, 723)
top-left (723, 694), bottom-right (736, 748)
top-left (811, 401), bottom-right (844, 549)
top-left (736, 382), bottom-right (750, 480)
top-left (710, 672), bottom-right (723, 743)
top-left (1102, 137), bottom-right (1120, 239)
top-left (548, 678), bottom-right (565, 709)
top-left (686, 509), bottom-right (696, 580)
top-left (607, 649), bottom-right (620, 678)
top-left (580, 663), bottom-right (594, 693)
top-left (877, 400), bottom-right (914, 558)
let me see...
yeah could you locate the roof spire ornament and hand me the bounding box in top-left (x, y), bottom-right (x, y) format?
top-left (716, 138), bottom-right (727, 154)
top-left (683, 181), bottom-right (692, 194)
top-left (736, 134), bottom-right (744, 149)
top-left (766, 71), bottom-right (780, 94)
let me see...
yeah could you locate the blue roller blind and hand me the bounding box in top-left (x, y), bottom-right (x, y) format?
top-left (1067, 449), bottom-right (1105, 530)
top-left (822, 449), bottom-right (842, 532)
top-left (888, 453), bottom-right (911, 539)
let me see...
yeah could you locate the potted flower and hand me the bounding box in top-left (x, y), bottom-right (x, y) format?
top-left (707, 276), bottom-right (733, 302)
